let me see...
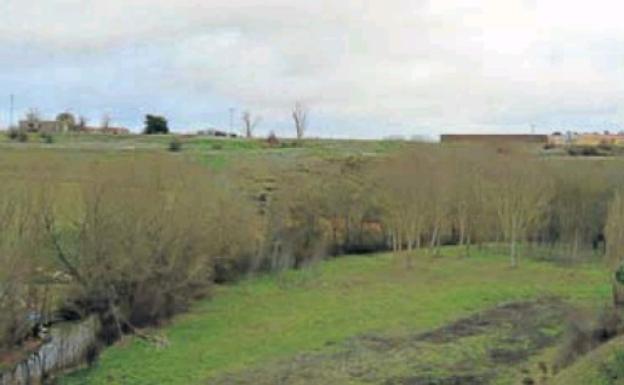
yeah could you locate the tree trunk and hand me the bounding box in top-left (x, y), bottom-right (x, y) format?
top-left (435, 231), bottom-right (442, 256)
top-left (405, 241), bottom-right (413, 269)
top-left (332, 223), bottom-right (338, 254)
top-left (458, 221), bottom-right (466, 257)
top-left (572, 229), bottom-right (580, 261)
top-left (392, 231), bottom-right (398, 253)
top-left (429, 225), bottom-right (439, 255)
top-left (510, 223), bottom-right (518, 268)
top-left (345, 215), bottom-right (351, 249)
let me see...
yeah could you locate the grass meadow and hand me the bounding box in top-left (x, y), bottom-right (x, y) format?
top-left (61, 247), bottom-right (609, 385)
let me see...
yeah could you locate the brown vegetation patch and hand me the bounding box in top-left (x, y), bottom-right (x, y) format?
top-left (212, 299), bottom-right (572, 385)
top-left (384, 374), bottom-right (490, 385)
top-left (416, 299), bottom-right (566, 348)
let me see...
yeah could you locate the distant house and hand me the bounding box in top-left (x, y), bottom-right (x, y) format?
top-left (19, 112), bottom-right (75, 133)
top-left (98, 126), bottom-right (130, 135)
top-left (573, 133), bottom-right (624, 146)
top-left (440, 134), bottom-right (549, 145)
top-left (545, 132), bottom-right (624, 148)
top-left (19, 119), bottom-right (64, 133)
top-left (19, 121), bottom-right (130, 135)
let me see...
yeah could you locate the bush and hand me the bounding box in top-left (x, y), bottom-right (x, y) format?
top-left (266, 131), bottom-right (279, 147)
top-left (0, 152), bottom-right (269, 350)
top-left (40, 132), bottom-right (54, 144)
top-left (41, 155), bottom-right (262, 330)
top-left (543, 143), bottom-right (555, 150)
top-left (598, 142), bottom-right (614, 152)
top-left (0, 181), bottom-right (48, 350)
top-left (567, 145), bottom-right (607, 157)
top-left (7, 129), bottom-right (28, 142)
top-left (168, 137), bottom-right (182, 152)
top-left (6, 129), bottom-right (18, 140)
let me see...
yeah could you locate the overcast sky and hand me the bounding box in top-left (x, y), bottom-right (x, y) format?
top-left (2, 0), bottom-right (624, 138)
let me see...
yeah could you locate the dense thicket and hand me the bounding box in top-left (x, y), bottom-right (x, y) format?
top-left (2, 144), bottom-right (624, 351)
top-left (0, 153), bottom-right (259, 350)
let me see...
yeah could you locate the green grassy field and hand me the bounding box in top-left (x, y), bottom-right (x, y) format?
top-left (0, 133), bottom-right (412, 173)
top-left (60, 248), bottom-right (610, 385)
top-left (0, 133), bottom-right (408, 154)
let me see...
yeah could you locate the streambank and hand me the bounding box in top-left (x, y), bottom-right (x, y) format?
top-left (0, 316), bottom-right (100, 385)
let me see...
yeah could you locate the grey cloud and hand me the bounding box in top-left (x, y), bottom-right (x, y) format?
top-left (3, 0), bottom-right (624, 134)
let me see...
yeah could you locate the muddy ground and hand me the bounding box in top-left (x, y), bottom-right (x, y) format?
top-left (210, 298), bottom-right (571, 385)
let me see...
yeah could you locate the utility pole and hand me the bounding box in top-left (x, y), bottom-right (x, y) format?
top-left (229, 107), bottom-right (235, 133)
top-left (9, 94), bottom-right (14, 130)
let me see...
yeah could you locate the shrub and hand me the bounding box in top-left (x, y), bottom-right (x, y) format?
top-left (567, 145), bottom-right (606, 157)
top-left (266, 131), bottom-right (279, 147)
top-left (40, 132), bottom-right (54, 144)
top-left (543, 143), bottom-right (555, 150)
top-left (0, 152), bottom-right (269, 350)
top-left (38, 155), bottom-right (262, 331)
top-left (598, 142), bottom-right (614, 152)
top-left (0, 182), bottom-right (48, 350)
top-left (7, 129), bottom-right (28, 142)
top-left (168, 137), bottom-right (182, 152)
top-left (6, 129), bottom-right (18, 140)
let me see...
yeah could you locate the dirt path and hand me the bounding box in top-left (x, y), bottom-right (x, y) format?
top-left (211, 298), bottom-right (570, 385)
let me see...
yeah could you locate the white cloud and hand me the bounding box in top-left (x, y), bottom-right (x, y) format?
top-left (2, 0), bottom-right (624, 135)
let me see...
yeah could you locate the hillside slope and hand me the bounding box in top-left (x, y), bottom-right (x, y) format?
top-left (552, 335), bottom-right (624, 385)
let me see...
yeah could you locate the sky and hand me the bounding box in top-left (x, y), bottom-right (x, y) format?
top-left (1, 0), bottom-right (624, 138)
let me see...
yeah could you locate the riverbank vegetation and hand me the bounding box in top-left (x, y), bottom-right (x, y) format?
top-left (2, 141), bottom-right (624, 382)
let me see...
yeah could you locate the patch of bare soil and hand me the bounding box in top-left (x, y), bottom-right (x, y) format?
top-left (384, 374), bottom-right (490, 385)
top-left (426, 299), bottom-right (567, 364)
top-left (211, 298), bottom-right (571, 385)
top-left (417, 299), bottom-right (565, 346)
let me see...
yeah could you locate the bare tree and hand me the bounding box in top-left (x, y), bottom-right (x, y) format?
top-left (101, 114), bottom-right (111, 129)
top-left (25, 108), bottom-right (41, 123)
top-left (292, 102), bottom-right (308, 140)
top-left (488, 153), bottom-right (553, 268)
top-left (78, 115), bottom-right (88, 131)
top-left (241, 110), bottom-right (261, 138)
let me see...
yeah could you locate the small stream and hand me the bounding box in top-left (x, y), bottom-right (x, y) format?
top-left (0, 316), bottom-right (100, 385)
